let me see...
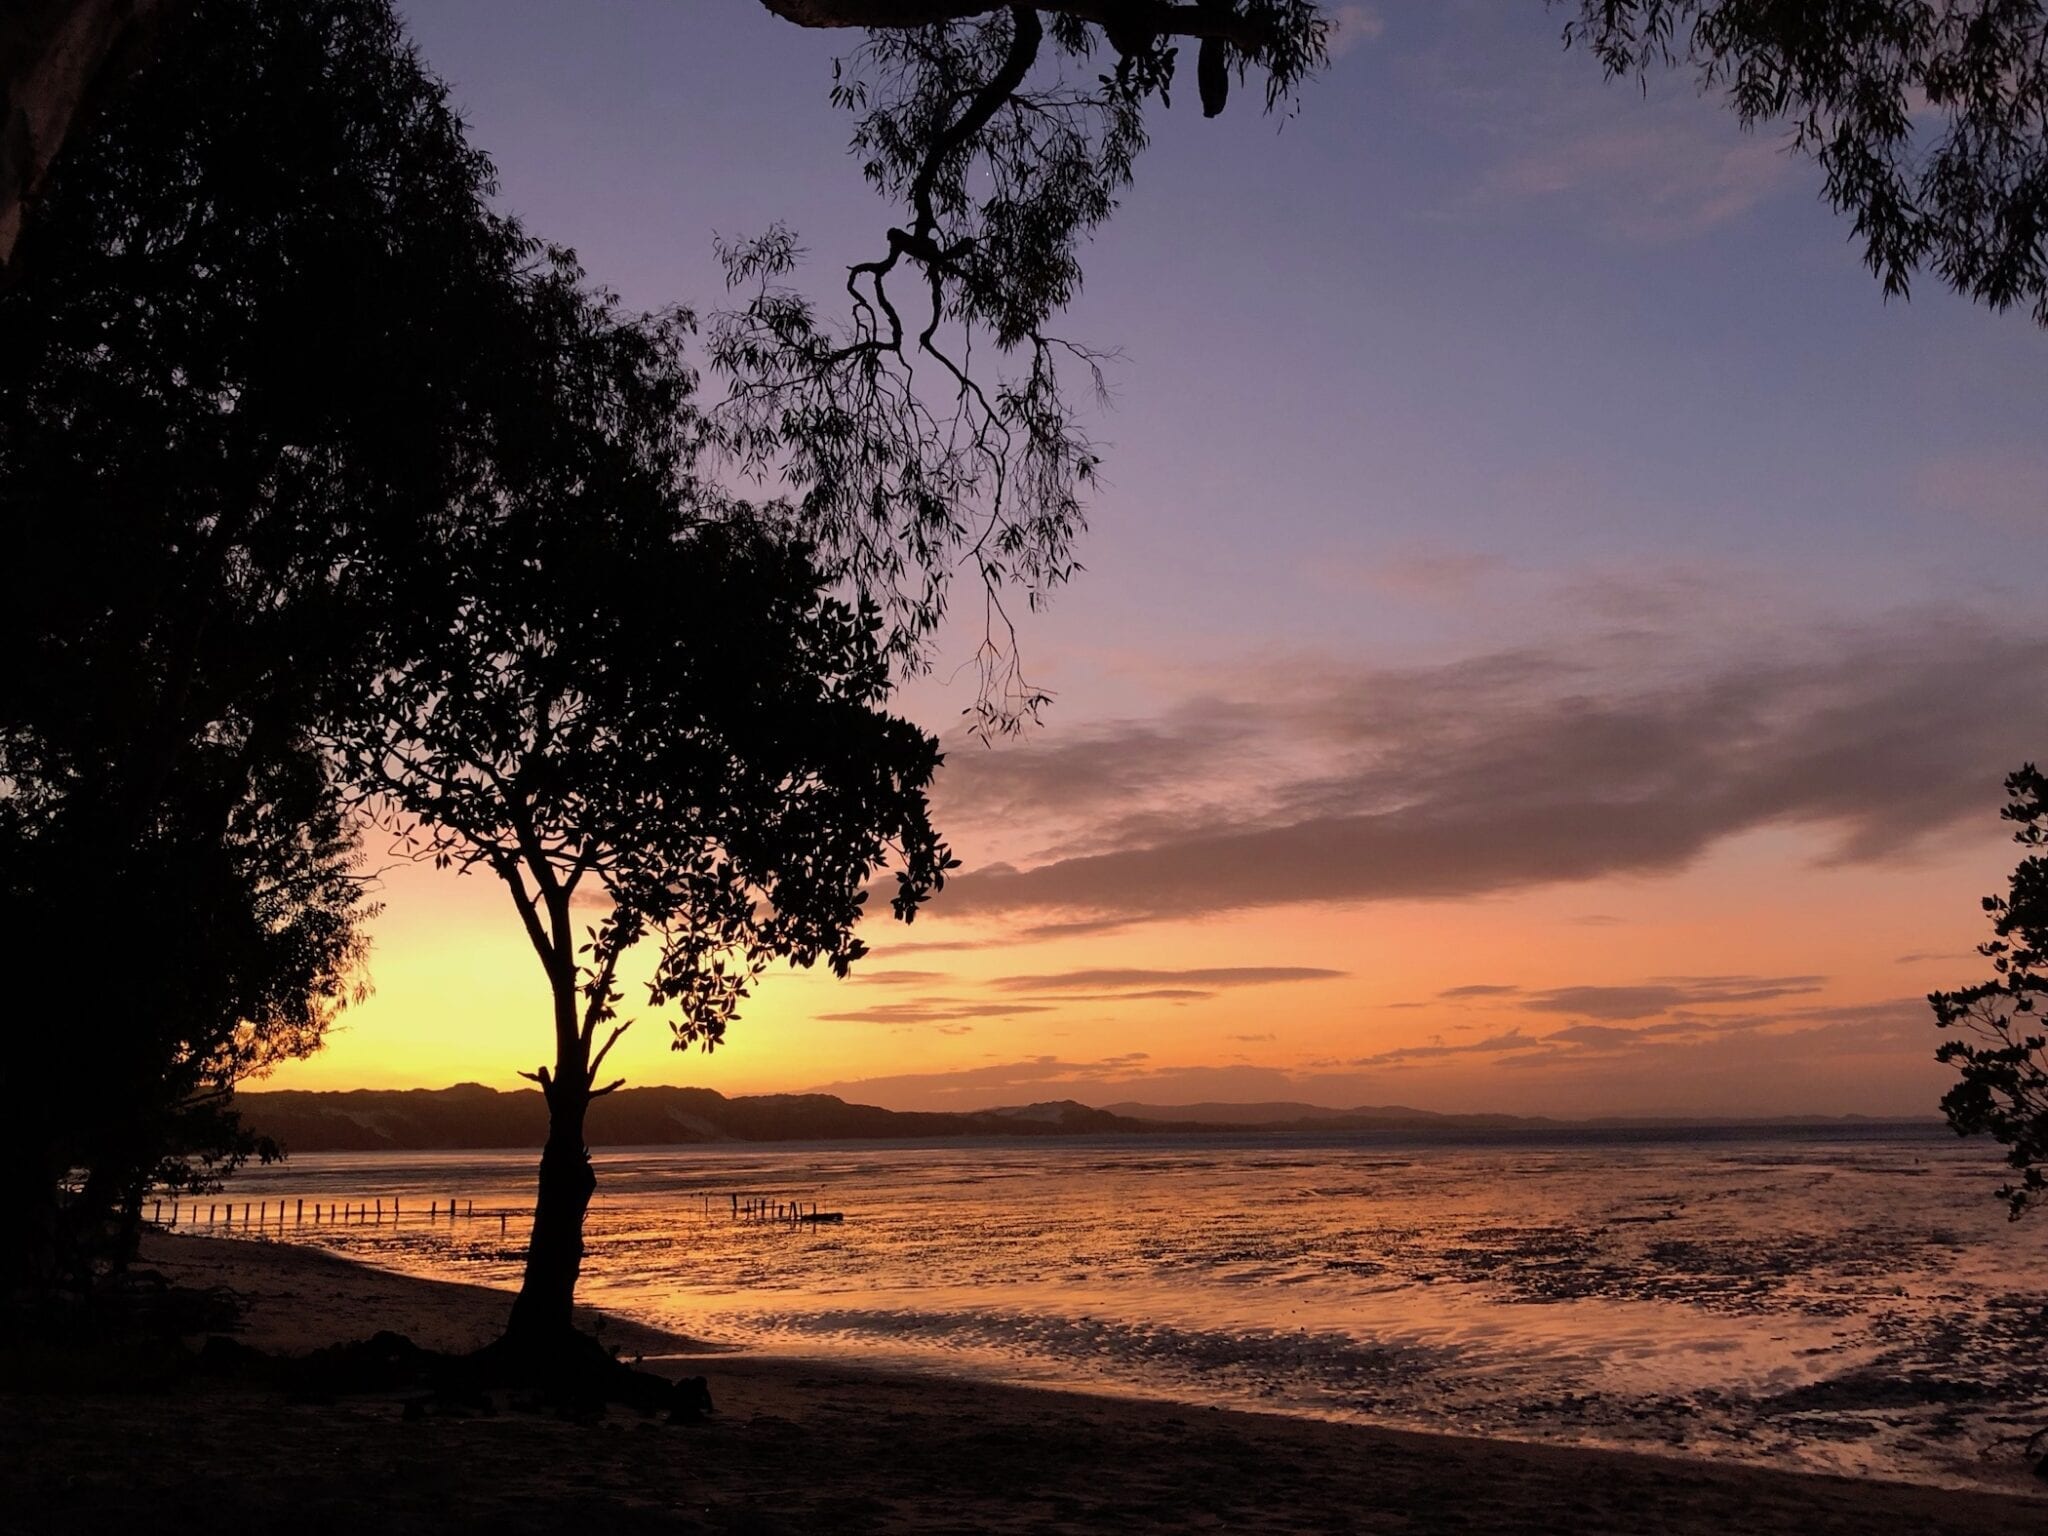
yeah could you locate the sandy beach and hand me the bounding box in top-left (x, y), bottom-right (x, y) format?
top-left (1, 1232), bottom-right (2041, 1535)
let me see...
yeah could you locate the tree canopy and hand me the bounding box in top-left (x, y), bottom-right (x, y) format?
top-left (1930, 766), bottom-right (2048, 1220)
top-left (10, 4), bottom-right (2045, 726)
top-left (719, 3), bottom-right (1328, 730)
top-left (0, 0), bottom-right (542, 1295)
top-left (343, 242), bottom-right (951, 1343)
top-left (725, 0), bottom-right (2048, 735)
top-left (7, 0), bottom-right (2046, 1316)
top-left (2, 0), bottom-right (959, 1342)
top-left (348, 263), bottom-right (950, 1086)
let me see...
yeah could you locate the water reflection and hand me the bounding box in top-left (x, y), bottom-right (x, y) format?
top-left (200, 1130), bottom-right (2048, 1492)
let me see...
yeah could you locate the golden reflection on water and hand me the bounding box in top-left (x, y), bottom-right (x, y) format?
top-left (206, 1131), bottom-right (2048, 1493)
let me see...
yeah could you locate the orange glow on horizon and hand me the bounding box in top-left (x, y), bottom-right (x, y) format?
top-left (266, 817), bottom-right (2009, 1121)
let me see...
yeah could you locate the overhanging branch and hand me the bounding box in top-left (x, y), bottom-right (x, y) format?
top-left (756, 0), bottom-right (1280, 52)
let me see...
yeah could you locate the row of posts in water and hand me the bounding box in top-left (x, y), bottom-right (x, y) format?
top-left (720, 1193), bottom-right (843, 1225)
top-left (154, 1196), bottom-right (511, 1235)
top-left (155, 1192), bottom-right (845, 1233)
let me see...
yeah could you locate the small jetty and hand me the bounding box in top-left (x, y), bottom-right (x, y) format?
top-left (722, 1193), bottom-right (844, 1225)
top-left (147, 1189), bottom-right (850, 1236)
top-left (150, 1195), bottom-right (520, 1235)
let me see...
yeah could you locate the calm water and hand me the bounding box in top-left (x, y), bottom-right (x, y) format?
top-left (189, 1129), bottom-right (2048, 1493)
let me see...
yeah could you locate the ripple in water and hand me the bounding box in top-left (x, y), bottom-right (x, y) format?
top-left (199, 1129), bottom-right (2048, 1493)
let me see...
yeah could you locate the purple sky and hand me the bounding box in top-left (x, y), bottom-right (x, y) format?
top-left (290, 2), bottom-right (2048, 1115)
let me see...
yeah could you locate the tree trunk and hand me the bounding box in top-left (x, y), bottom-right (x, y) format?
top-left (497, 866), bottom-right (600, 1354)
top-left (0, 1134), bottom-right (64, 1300)
top-left (0, 0), bottom-right (177, 279)
top-left (503, 1076), bottom-right (594, 1344)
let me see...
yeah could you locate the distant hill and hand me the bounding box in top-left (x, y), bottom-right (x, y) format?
top-left (236, 1085), bottom-right (1937, 1153)
top-left (1103, 1100), bottom-right (1570, 1131)
top-left (1101, 1100), bottom-right (1931, 1135)
top-left (1102, 1101), bottom-right (1459, 1126)
top-left (233, 1084), bottom-right (1147, 1152)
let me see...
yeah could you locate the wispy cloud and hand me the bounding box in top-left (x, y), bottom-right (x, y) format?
top-left (1914, 448), bottom-right (2048, 526)
top-left (992, 966), bottom-right (1346, 993)
top-left (1327, 3), bottom-right (1386, 60)
top-left (1348, 1028), bottom-right (1546, 1067)
top-left (808, 1056), bottom-right (1319, 1107)
top-left (868, 937), bottom-right (1014, 956)
top-left (1478, 119), bottom-right (1791, 242)
top-left (1426, 32), bottom-right (1799, 245)
top-left (1305, 547), bottom-right (1505, 603)
top-left (928, 609), bottom-right (2039, 931)
top-left (806, 999), bottom-right (1942, 1116)
top-left (1521, 975), bottom-right (1826, 1021)
top-left (820, 967), bottom-right (1338, 1025)
top-left (815, 999), bottom-right (1059, 1025)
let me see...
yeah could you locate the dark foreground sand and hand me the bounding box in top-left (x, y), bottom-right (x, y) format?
top-left (3, 1233), bottom-right (2043, 1536)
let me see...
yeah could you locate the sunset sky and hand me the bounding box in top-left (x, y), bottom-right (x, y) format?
top-left (269, 0), bottom-right (2048, 1117)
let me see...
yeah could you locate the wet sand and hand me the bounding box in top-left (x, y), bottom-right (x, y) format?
top-left (3, 1232), bottom-right (2043, 1535)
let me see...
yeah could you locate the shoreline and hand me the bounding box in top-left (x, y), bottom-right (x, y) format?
top-left (4, 1232), bottom-right (2043, 1535)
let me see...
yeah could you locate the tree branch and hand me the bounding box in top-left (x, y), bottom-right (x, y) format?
top-left (906, 5), bottom-right (1039, 241)
top-left (491, 850), bottom-right (560, 972)
top-left (757, 0), bottom-right (1280, 51)
top-left (588, 1019), bottom-right (631, 1082)
top-left (580, 941), bottom-right (626, 1047)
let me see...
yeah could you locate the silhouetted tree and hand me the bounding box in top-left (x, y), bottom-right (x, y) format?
top-left (1931, 766), bottom-right (2048, 1220)
top-left (2, 3), bottom-right (1322, 277)
top-left (716, 4), bottom-right (1327, 728)
top-left (344, 269), bottom-right (951, 1348)
top-left (11, 0), bottom-right (2042, 1305)
top-left (12, 4), bottom-right (2046, 328)
top-left (723, 1), bottom-right (2048, 730)
top-left (757, 0), bottom-right (1320, 120)
top-left (2, 742), bottom-right (368, 1294)
top-left (16, 5), bottom-right (2042, 723)
top-left (0, 0), bottom-right (539, 1297)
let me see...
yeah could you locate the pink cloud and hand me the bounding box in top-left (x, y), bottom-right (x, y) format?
top-left (1914, 449), bottom-right (2048, 525)
top-left (1327, 4), bottom-right (1386, 61)
top-left (1482, 120), bottom-right (1792, 242)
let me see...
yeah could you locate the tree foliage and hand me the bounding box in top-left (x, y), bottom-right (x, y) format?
top-left (348, 270), bottom-right (951, 1084)
top-left (345, 255), bottom-right (951, 1340)
top-left (0, 0), bottom-right (961, 1337)
top-left (15, 1), bottom-right (2045, 752)
top-left (1930, 765), bottom-right (2048, 1220)
top-left (1565, 0), bottom-right (2048, 323)
top-left (737, 0), bottom-right (2044, 741)
top-left (716, 3), bottom-right (1328, 731)
top-left (0, 0), bottom-right (537, 1294)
